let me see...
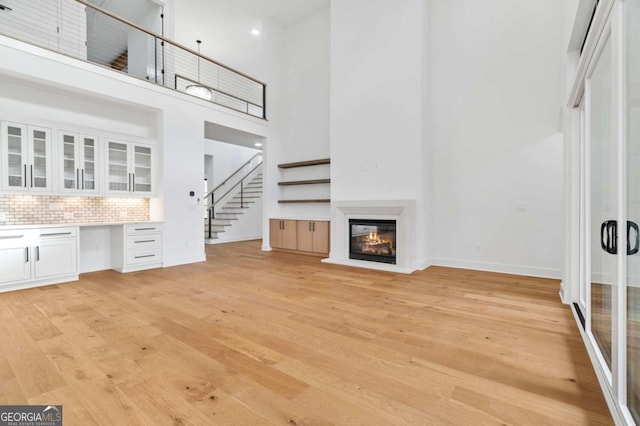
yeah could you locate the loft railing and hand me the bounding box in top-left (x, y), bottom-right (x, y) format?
top-left (0, 0), bottom-right (266, 119)
top-left (205, 153), bottom-right (263, 239)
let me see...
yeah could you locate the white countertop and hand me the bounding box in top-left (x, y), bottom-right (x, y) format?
top-left (0, 221), bottom-right (163, 231)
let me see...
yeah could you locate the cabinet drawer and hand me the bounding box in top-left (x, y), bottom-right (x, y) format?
top-left (125, 224), bottom-right (163, 235)
top-left (36, 227), bottom-right (78, 239)
top-left (126, 234), bottom-right (162, 250)
top-left (126, 249), bottom-right (162, 265)
top-left (0, 230), bottom-right (29, 242)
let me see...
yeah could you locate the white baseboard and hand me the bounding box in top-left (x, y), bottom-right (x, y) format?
top-left (206, 235), bottom-right (262, 245)
top-left (163, 252), bottom-right (206, 268)
top-left (429, 257), bottom-right (562, 280)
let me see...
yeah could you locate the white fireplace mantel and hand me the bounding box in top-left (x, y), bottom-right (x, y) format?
top-left (322, 200), bottom-right (417, 274)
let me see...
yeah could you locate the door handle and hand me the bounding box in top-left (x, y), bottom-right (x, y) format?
top-left (601, 220), bottom-right (617, 255)
top-left (600, 220), bottom-right (640, 255)
top-left (25, 247), bottom-right (28, 263)
top-left (628, 221), bottom-right (639, 255)
top-left (0, 4), bottom-right (13, 11)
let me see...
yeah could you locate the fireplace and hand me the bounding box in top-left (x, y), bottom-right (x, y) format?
top-left (349, 219), bottom-right (397, 264)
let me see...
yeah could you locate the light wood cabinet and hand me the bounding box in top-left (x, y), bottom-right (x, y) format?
top-left (297, 220), bottom-right (329, 255)
top-left (270, 219), bottom-right (297, 250)
top-left (271, 219), bottom-right (329, 255)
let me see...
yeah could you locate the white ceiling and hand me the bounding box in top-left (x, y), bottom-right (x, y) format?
top-left (212, 0), bottom-right (329, 28)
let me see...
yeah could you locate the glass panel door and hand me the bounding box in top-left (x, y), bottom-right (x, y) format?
top-left (580, 101), bottom-right (588, 313)
top-left (82, 137), bottom-right (96, 191)
top-left (133, 145), bottom-right (152, 193)
top-left (627, 0), bottom-right (640, 420)
top-left (108, 141), bottom-right (129, 192)
top-left (589, 33), bottom-right (614, 370)
top-left (30, 128), bottom-right (49, 190)
top-left (62, 133), bottom-right (77, 190)
top-left (4, 123), bottom-right (26, 189)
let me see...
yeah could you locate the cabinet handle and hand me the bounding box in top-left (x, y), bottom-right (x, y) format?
top-left (0, 235), bottom-right (24, 240)
top-left (76, 169), bottom-right (80, 189)
top-left (134, 227), bottom-right (156, 231)
top-left (132, 173), bottom-right (135, 191)
top-left (39, 232), bottom-right (71, 237)
top-left (128, 173), bottom-right (132, 191)
top-left (309, 222), bottom-right (312, 231)
top-left (23, 164), bottom-right (27, 187)
top-left (25, 247), bottom-right (28, 263)
top-left (312, 222), bottom-right (315, 232)
top-left (134, 254), bottom-right (155, 259)
top-left (134, 239), bottom-right (155, 243)
top-left (82, 169), bottom-right (84, 190)
top-left (36, 246), bottom-right (39, 261)
top-left (30, 165), bottom-right (33, 187)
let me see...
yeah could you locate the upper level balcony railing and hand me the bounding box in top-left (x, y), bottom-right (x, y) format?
top-left (0, 0), bottom-right (266, 119)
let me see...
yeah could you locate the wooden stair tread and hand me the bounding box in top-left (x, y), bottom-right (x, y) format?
top-left (278, 179), bottom-right (330, 186)
top-left (278, 158), bottom-right (330, 169)
top-left (278, 199), bottom-right (331, 204)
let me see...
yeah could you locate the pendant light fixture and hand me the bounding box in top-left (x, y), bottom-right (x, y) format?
top-left (186, 40), bottom-right (212, 101)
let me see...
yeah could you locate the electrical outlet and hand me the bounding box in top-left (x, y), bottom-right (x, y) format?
top-left (475, 243), bottom-right (480, 252)
top-left (119, 210), bottom-right (129, 219)
top-left (49, 203), bottom-right (64, 211)
top-left (0, 212), bottom-right (7, 221)
top-left (63, 212), bottom-right (75, 220)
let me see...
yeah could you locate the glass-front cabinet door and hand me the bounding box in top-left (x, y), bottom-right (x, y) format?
top-left (107, 141), bottom-right (130, 193)
top-left (1, 122), bottom-right (51, 192)
top-left (1, 122), bottom-right (28, 190)
top-left (133, 144), bottom-right (153, 194)
top-left (59, 131), bottom-right (99, 193)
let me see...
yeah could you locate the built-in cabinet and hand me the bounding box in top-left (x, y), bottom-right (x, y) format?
top-left (0, 119), bottom-right (156, 197)
top-left (0, 226), bottom-right (79, 291)
top-left (111, 222), bottom-right (163, 272)
top-left (106, 140), bottom-right (154, 195)
top-left (1, 122), bottom-right (52, 192)
top-left (59, 131), bottom-right (99, 193)
top-left (270, 219), bottom-right (329, 255)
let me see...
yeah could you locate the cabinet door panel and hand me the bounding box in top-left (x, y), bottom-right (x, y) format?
top-left (281, 220), bottom-right (298, 250)
top-left (29, 127), bottom-right (52, 191)
top-left (82, 136), bottom-right (98, 192)
top-left (2, 122), bottom-right (28, 190)
top-left (297, 221), bottom-right (314, 252)
top-left (312, 221), bottom-right (330, 254)
top-left (107, 141), bottom-right (130, 193)
top-left (0, 245), bottom-right (31, 284)
top-left (60, 132), bottom-right (78, 191)
top-left (269, 219), bottom-right (282, 248)
top-left (133, 144), bottom-right (153, 193)
top-left (34, 239), bottom-right (77, 279)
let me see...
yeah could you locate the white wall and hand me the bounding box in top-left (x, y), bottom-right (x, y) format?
top-left (204, 139), bottom-right (261, 187)
top-left (428, 0), bottom-right (567, 278)
top-left (0, 35), bottom-right (268, 269)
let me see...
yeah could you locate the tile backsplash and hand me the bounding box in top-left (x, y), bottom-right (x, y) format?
top-left (0, 195), bottom-right (150, 226)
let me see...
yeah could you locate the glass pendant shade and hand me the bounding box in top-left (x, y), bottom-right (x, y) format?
top-left (187, 39), bottom-right (212, 101)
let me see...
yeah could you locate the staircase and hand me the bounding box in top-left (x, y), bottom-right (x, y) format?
top-left (205, 172), bottom-right (263, 242)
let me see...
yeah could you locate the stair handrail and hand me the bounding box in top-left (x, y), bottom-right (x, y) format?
top-left (204, 152), bottom-right (262, 201)
top-left (205, 161), bottom-right (263, 239)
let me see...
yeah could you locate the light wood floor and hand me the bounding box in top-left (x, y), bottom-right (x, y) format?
top-left (0, 240), bottom-right (612, 425)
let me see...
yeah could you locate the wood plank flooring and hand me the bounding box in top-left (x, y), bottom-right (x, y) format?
top-left (0, 240), bottom-right (612, 425)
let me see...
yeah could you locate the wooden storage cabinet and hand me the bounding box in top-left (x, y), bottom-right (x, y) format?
top-left (297, 220), bottom-right (329, 254)
top-left (270, 219), bottom-right (297, 250)
top-left (0, 227), bottom-right (79, 291)
top-left (270, 219), bottom-right (330, 255)
top-left (111, 223), bottom-right (163, 272)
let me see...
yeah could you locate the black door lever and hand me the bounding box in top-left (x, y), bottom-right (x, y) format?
top-left (0, 4), bottom-right (13, 11)
top-left (600, 220), bottom-right (640, 255)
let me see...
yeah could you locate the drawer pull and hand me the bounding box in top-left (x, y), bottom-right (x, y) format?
top-left (134, 254), bottom-right (156, 259)
top-left (0, 235), bottom-right (24, 240)
top-left (39, 232), bottom-right (72, 237)
top-left (134, 240), bottom-right (156, 243)
top-left (134, 227), bottom-right (156, 231)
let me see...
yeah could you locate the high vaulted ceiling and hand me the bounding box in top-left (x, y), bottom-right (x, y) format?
top-left (227, 0), bottom-right (329, 28)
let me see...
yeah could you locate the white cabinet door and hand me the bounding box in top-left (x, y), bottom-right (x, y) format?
top-left (132, 143), bottom-right (153, 195)
top-left (1, 122), bottom-right (28, 190)
top-left (0, 245), bottom-right (31, 284)
top-left (34, 239), bottom-right (78, 279)
top-left (1, 122), bottom-right (51, 192)
top-left (59, 131), bottom-right (99, 193)
top-left (106, 140), bottom-right (155, 196)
